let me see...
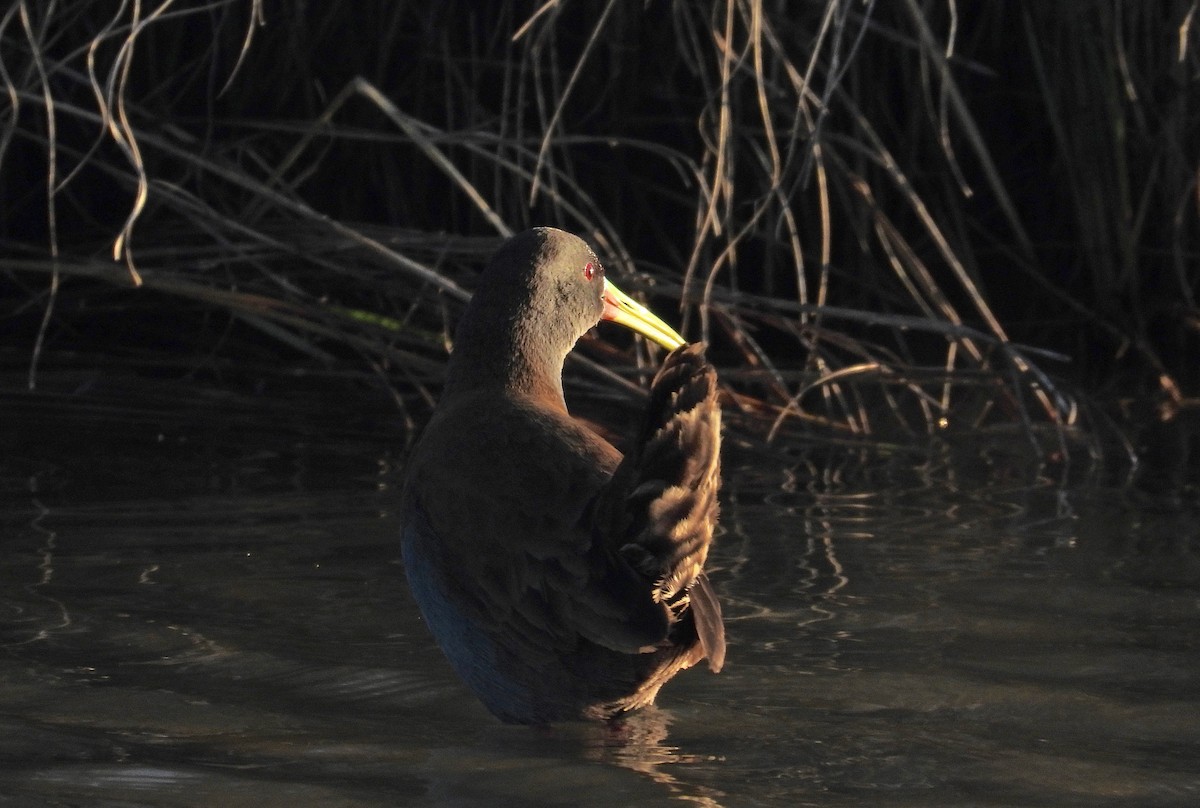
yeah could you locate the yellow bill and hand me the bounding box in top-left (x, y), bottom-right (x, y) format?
top-left (600, 280), bottom-right (686, 350)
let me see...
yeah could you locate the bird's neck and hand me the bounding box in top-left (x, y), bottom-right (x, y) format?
top-left (444, 329), bottom-right (569, 413)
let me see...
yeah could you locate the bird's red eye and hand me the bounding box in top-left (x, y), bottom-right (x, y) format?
top-left (583, 262), bottom-right (595, 281)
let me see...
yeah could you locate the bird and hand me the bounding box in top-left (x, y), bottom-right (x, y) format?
top-left (400, 227), bottom-right (724, 724)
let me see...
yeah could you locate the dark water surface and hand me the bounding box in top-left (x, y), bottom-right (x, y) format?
top-left (2, 382), bottom-right (1198, 807)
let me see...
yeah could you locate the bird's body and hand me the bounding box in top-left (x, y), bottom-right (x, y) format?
top-left (400, 228), bottom-right (723, 724)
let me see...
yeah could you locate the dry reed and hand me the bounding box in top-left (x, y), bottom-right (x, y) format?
top-left (2, 1), bottom-right (1197, 466)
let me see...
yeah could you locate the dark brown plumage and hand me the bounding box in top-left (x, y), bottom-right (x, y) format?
top-left (399, 227), bottom-right (723, 724)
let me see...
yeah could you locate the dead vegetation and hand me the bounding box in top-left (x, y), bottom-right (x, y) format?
top-left (2, 1), bottom-right (1197, 465)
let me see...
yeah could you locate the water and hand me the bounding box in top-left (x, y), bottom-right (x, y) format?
top-left (2, 381), bottom-right (1198, 806)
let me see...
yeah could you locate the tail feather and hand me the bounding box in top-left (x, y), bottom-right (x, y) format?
top-left (689, 573), bottom-right (726, 672)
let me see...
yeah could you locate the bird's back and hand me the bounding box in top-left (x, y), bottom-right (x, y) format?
top-left (400, 347), bottom-right (722, 723)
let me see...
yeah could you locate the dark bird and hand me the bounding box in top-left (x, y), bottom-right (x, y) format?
top-left (400, 227), bottom-right (724, 724)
